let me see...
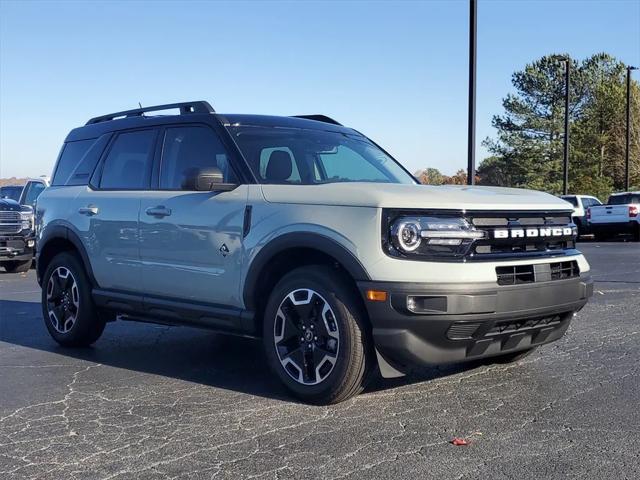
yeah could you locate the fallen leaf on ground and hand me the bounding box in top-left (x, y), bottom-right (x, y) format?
top-left (451, 437), bottom-right (469, 446)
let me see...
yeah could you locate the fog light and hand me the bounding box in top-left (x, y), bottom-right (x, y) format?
top-left (27, 240), bottom-right (35, 248)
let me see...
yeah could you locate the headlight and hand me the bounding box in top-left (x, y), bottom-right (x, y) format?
top-left (20, 211), bottom-right (34, 231)
top-left (386, 214), bottom-right (485, 259)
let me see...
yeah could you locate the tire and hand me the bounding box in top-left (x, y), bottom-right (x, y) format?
top-left (490, 347), bottom-right (537, 364)
top-left (41, 252), bottom-right (105, 347)
top-left (593, 231), bottom-right (607, 242)
top-left (263, 266), bottom-right (374, 404)
top-left (3, 259), bottom-right (32, 273)
top-left (633, 225), bottom-right (640, 242)
top-left (574, 218), bottom-right (583, 237)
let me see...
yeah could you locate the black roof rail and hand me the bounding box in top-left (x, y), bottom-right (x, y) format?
top-left (86, 101), bottom-right (215, 125)
top-left (292, 115), bottom-right (342, 126)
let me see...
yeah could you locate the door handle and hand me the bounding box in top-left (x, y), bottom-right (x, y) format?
top-left (145, 206), bottom-right (172, 218)
top-left (78, 206), bottom-right (99, 216)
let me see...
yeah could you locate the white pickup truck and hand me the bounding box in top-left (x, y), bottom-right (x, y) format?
top-left (587, 191), bottom-right (640, 241)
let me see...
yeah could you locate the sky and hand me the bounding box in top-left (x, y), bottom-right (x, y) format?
top-left (1, 0), bottom-right (639, 179)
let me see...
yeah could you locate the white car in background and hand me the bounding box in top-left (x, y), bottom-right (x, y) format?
top-left (560, 195), bottom-right (602, 236)
top-left (19, 176), bottom-right (50, 208)
top-left (587, 191), bottom-right (640, 241)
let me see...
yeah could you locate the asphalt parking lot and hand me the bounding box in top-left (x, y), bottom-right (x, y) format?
top-left (0, 242), bottom-right (638, 480)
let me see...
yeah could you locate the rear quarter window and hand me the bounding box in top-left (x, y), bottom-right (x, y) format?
top-left (52, 134), bottom-right (110, 186)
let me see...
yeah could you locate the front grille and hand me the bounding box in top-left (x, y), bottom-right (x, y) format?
top-left (468, 211), bottom-right (576, 260)
top-left (495, 264), bottom-right (535, 285)
top-left (486, 315), bottom-right (563, 337)
top-left (550, 261), bottom-right (580, 280)
top-left (447, 322), bottom-right (482, 340)
top-left (496, 260), bottom-right (579, 286)
top-left (446, 313), bottom-right (569, 343)
top-left (0, 211), bottom-right (21, 234)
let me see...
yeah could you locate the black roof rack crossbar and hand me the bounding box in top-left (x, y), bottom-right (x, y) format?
top-left (86, 101), bottom-right (215, 125)
top-left (292, 115), bottom-right (342, 126)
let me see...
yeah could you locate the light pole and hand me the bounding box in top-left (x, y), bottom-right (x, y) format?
top-left (625, 65), bottom-right (637, 191)
top-left (560, 57), bottom-right (570, 195)
top-left (467, 0), bottom-right (477, 186)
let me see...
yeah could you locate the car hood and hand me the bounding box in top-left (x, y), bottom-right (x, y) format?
top-left (0, 198), bottom-right (33, 213)
top-left (260, 183), bottom-right (573, 211)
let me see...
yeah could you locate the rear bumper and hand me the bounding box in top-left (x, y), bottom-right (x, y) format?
top-left (589, 221), bottom-right (638, 234)
top-left (358, 275), bottom-right (593, 374)
top-left (0, 235), bottom-right (35, 262)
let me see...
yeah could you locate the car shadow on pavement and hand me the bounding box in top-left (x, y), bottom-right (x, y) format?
top-left (0, 298), bottom-right (481, 403)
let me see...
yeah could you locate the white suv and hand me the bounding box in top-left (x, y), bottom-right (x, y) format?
top-left (560, 195), bottom-right (602, 235)
top-left (35, 101), bottom-right (593, 404)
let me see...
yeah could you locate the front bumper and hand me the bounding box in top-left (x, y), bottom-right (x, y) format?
top-left (358, 274), bottom-right (593, 375)
top-left (0, 235), bottom-right (35, 262)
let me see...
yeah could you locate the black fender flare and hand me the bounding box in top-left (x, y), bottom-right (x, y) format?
top-left (242, 232), bottom-right (370, 310)
top-left (37, 224), bottom-right (98, 287)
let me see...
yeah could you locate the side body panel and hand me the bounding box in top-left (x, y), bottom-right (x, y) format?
top-left (139, 186), bottom-right (248, 306)
top-left (71, 188), bottom-right (143, 291)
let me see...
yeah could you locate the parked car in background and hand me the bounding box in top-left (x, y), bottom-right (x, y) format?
top-left (19, 177), bottom-right (50, 208)
top-left (587, 191), bottom-right (640, 241)
top-left (0, 197), bottom-right (35, 273)
top-left (0, 177), bottom-right (50, 272)
top-left (0, 185), bottom-right (24, 202)
top-left (560, 195), bottom-right (602, 236)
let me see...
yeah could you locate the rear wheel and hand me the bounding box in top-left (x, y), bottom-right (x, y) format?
top-left (574, 218), bottom-right (583, 237)
top-left (3, 259), bottom-right (32, 273)
top-left (41, 252), bottom-right (105, 347)
top-left (263, 266), bottom-right (374, 404)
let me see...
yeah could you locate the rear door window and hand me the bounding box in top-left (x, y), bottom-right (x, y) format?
top-left (99, 130), bottom-right (157, 190)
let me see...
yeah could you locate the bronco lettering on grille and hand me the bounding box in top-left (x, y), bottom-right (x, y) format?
top-left (493, 227), bottom-right (574, 239)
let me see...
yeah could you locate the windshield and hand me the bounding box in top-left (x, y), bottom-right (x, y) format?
top-left (229, 126), bottom-right (416, 185)
top-left (0, 186), bottom-right (23, 202)
top-left (608, 194), bottom-right (640, 205)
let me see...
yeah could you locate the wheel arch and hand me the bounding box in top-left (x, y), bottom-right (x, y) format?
top-left (243, 233), bottom-right (371, 333)
top-left (37, 225), bottom-right (97, 287)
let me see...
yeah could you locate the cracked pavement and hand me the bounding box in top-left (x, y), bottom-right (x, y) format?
top-left (0, 242), bottom-right (638, 479)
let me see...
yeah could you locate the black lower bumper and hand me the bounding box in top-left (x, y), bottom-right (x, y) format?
top-left (358, 275), bottom-right (593, 375)
top-left (590, 221), bottom-right (639, 236)
top-left (0, 236), bottom-right (35, 263)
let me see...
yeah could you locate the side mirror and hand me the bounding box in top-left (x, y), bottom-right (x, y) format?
top-left (182, 167), bottom-right (237, 192)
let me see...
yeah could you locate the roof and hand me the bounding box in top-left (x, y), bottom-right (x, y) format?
top-left (66, 111), bottom-right (356, 143)
top-left (217, 114), bottom-right (355, 133)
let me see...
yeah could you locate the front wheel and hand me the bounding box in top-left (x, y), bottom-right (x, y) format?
top-left (263, 266), bottom-right (374, 404)
top-left (3, 259), bottom-right (32, 273)
top-left (41, 252), bottom-right (105, 347)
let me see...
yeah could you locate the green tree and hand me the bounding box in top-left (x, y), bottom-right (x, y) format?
top-left (414, 168), bottom-right (445, 185)
top-left (481, 53), bottom-right (640, 196)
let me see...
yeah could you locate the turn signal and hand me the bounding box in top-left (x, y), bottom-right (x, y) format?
top-left (366, 290), bottom-right (388, 302)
